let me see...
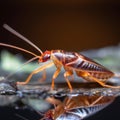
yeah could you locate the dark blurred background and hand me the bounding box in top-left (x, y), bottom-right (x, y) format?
top-left (0, 0), bottom-right (120, 56)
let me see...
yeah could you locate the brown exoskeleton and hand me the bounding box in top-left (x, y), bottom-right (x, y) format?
top-left (0, 24), bottom-right (120, 91)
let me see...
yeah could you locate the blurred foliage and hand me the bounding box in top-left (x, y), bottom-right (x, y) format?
top-left (1, 51), bottom-right (38, 73)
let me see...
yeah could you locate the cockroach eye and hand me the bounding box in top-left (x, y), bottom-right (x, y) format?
top-left (39, 50), bottom-right (51, 62)
top-left (43, 53), bottom-right (51, 62)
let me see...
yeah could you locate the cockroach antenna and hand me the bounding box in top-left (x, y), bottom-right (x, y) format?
top-left (3, 24), bottom-right (43, 55)
top-left (0, 43), bottom-right (38, 57)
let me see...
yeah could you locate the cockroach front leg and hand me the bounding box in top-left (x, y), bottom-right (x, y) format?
top-left (17, 62), bottom-right (54, 85)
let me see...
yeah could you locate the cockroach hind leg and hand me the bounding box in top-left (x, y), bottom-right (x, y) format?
top-left (88, 75), bottom-right (120, 89)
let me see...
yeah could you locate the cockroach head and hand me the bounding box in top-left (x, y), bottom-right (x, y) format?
top-left (39, 50), bottom-right (51, 62)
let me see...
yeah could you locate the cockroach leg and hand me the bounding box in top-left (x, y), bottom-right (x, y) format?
top-left (89, 96), bottom-right (104, 106)
top-left (46, 97), bottom-right (62, 106)
top-left (64, 97), bottom-right (74, 109)
top-left (17, 62), bottom-right (54, 85)
top-left (69, 74), bottom-right (74, 81)
top-left (38, 69), bottom-right (47, 82)
top-left (64, 71), bottom-right (73, 91)
top-left (51, 67), bottom-right (61, 90)
top-left (86, 73), bottom-right (120, 89)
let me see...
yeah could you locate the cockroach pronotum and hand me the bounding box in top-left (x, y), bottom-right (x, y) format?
top-left (0, 24), bottom-right (120, 91)
top-left (41, 96), bottom-right (115, 120)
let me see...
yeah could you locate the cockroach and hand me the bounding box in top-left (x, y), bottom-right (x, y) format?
top-left (41, 95), bottom-right (115, 120)
top-left (0, 24), bottom-right (120, 91)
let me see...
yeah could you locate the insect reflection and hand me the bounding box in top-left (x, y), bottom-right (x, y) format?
top-left (42, 95), bottom-right (115, 120)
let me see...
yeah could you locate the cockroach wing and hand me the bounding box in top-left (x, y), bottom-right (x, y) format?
top-left (56, 101), bottom-right (113, 120)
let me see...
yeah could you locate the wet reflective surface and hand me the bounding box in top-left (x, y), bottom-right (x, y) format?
top-left (42, 95), bottom-right (115, 120)
top-left (0, 79), bottom-right (118, 120)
